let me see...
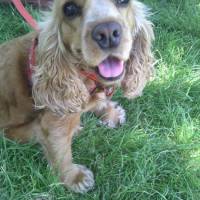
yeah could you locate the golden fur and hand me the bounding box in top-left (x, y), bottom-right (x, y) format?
top-left (0, 0), bottom-right (154, 193)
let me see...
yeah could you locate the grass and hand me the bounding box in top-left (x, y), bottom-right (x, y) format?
top-left (0, 0), bottom-right (200, 199)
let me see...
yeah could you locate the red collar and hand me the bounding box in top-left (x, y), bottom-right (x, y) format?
top-left (80, 70), bottom-right (115, 97)
top-left (28, 38), bottom-right (115, 97)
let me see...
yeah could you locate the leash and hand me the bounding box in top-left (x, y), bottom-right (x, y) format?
top-left (11, 0), bottom-right (39, 30)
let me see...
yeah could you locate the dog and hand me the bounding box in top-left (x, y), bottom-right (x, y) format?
top-left (0, 0), bottom-right (154, 193)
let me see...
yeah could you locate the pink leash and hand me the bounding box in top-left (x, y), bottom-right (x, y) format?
top-left (11, 0), bottom-right (39, 31)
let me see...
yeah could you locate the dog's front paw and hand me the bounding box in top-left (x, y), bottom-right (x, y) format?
top-left (100, 102), bottom-right (126, 128)
top-left (63, 164), bottom-right (94, 193)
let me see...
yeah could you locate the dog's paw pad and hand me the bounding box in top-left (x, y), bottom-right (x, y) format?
top-left (70, 165), bottom-right (94, 193)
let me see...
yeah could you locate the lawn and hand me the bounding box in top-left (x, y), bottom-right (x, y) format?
top-left (0, 0), bottom-right (200, 199)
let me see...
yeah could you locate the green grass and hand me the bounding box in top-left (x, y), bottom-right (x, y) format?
top-left (1, 0), bottom-right (200, 199)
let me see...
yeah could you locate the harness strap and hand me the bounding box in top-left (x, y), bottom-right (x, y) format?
top-left (80, 70), bottom-right (115, 97)
top-left (26, 37), bottom-right (38, 86)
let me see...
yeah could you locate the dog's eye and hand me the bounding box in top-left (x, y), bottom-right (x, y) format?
top-left (63, 2), bottom-right (81, 18)
top-left (116, 0), bottom-right (130, 6)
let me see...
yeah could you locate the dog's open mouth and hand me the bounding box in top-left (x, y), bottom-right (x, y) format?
top-left (96, 57), bottom-right (124, 81)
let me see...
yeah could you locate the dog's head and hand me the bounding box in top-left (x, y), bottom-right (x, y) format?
top-left (33, 0), bottom-right (154, 115)
top-left (59, 0), bottom-right (134, 84)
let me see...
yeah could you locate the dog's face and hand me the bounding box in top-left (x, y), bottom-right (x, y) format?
top-left (55, 0), bottom-right (136, 84)
top-left (35, 0), bottom-right (154, 115)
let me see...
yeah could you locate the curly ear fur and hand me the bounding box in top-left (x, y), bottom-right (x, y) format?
top-left (122, 2), bottom-right (155, 99)
top-left (32, 16), bottom-right (89, 116)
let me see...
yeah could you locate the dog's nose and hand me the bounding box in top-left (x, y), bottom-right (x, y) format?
top-left (92, 22), bottom-right (122, 50)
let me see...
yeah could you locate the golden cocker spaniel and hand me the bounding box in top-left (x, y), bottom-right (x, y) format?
top-left (0, 0), bottom-right (154, 193)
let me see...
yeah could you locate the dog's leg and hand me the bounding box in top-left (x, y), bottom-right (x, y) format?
top-left (94, 100), bottom-right (126, 128)
top-left (39, 111), bottom-right (94, 193)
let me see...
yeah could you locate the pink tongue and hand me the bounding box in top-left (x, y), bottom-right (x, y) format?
top-left (98, 57), bottom-right (124, 78)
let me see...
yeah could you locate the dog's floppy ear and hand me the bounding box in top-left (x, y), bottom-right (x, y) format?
top-left (32, 16), bottom-right (89, 116)
top-left (122, 3), bottom-right (155, 99)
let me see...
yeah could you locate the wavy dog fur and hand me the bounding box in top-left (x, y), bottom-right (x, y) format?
top-left (33, 20), bottom-right (90, 115)
top-left (122, 16), bottom-right (155, 98)
top-left (0, 0), bottom-right (155, 194)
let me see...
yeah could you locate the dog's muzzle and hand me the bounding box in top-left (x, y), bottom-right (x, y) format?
top-left (91, 21), bottom-right (124, 81)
